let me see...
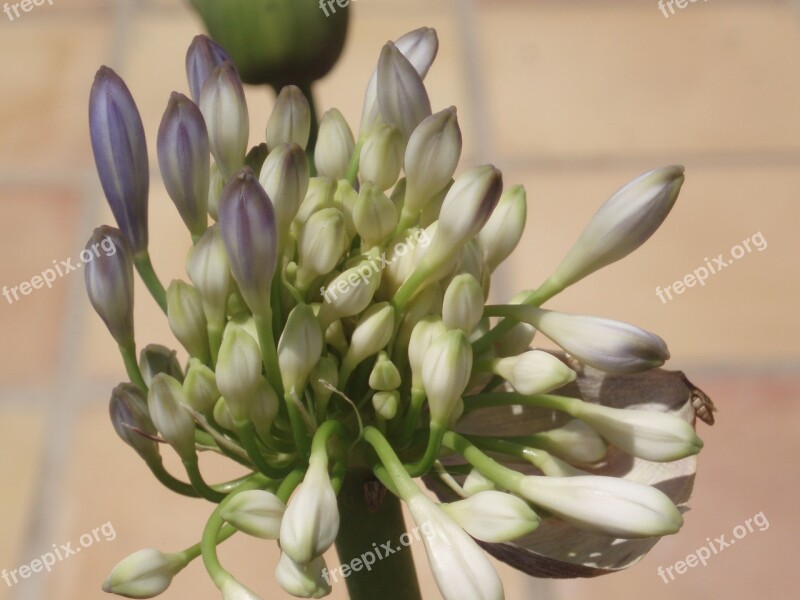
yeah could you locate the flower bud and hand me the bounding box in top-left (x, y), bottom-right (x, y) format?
top-left (317, 261), bottom-right (381, 328)
top-left (102, 548), bottom-right (184, 599)
top-left (251, 379), bottom-right (279, 440)
top-left (408, 317), bottom-right (447, 392)
top-left (491, 350), bottom-right (576, 396)
top-left (213, 397), bottom-right (236, 431)
top-left (216, 324), bottom-right (263, 422)
top-left (199, 63), bottom-right (249, 178)
top-left (442, 274), bottom-right (483, 334)
top-left (294, 176), bottom-right (337, 227)
top-left (183, 358), bottom-right (219, 415)
top-left (109, 383), bottom-right (160, 463)
top-left (278, 304), bottom-right (323, 394)
top-left (218, 168), bottom-right (278, 314)
top-left (220, 490), bottom-right (285, 539)
top-left (310, 355), bottom-right (338, 417)
top-left (297, 207), bottom-right (348, 286)
top-left (266, 85), bottom-right (311, 151)
top-left (315, 108), bottom-right (354, 180)
top-left (403, 107), bottom-right (462, 217)
top-left (333, 178), bottom-right (358, 236)
top-left (369, 352), bottom-right (401, 391)
top-left (462, 469), bottom-right (496, 496)
top-left (186, 225), bottom-right (232, 324)
top-left (522, 419), bottom-right (607, 465)
top-left (139, 344), bottom-right (183, 387)
top-left (259, 143), bottom-right (310, 247)
top-left (517, 475), bottom-right (683, 538)
top-left (354, 183), bottom-right (398, 247)
top-left (422, 329), bottom-right (472, 427)
top-left (342, 302), bottom-right (395, 370)
top-left (493, 321), bottom-right (536, 358)
top-left (279, 454), bottom-right (339, 564)
top-left (186, 34), bottom-right (233, 104)
top-left (547, 166), bottom-right (684, 292)
top-left (510, 306), bottom-right (670, 374)
top-left (377, 42), bottom-right (432, 142)
top-left (568, 401), bottom-right (703, 462)
top-left (84, 226), bottom-right (135, 348)
top-left (477, 184), bottom-right (527, 272)
top-left (372, 390), bottom-right (399, 420)
top-left (207, 163), bottom-right (225, 221)
top-left (358, 123), bottom-right (404, 191)
top-left (275, 554), bottom-right (331, 599)
top-left (360, 27), bottom-right (439, 134)
top-left (147, 374), bottom-right (196, 462)
top-left (524, 449), bottom-right (588, 478)
top-left (157, 92), bottom-right (210, 238)
top-left (442, 490), bottom-right (540, 543)
top-left (167, 280), bottom-right (209, 360)
top-left (220, 577), bottom-right (262, 600)
top-left (89, 67), bottom-right (150, 255)
top-left (407, 494), bottom-right (504, 600)
top-left (419, 180), bottom-right (451, 228)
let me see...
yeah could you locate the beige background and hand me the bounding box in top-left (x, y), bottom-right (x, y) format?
top-left (0, 0), bottom-right (798, 599)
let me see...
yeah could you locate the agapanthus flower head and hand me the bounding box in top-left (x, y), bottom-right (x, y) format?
top-left (90, 27), bottom-right (710, 600)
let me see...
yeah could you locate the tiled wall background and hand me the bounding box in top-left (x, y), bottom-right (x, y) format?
top-left (1, 0), bottom-right (798, 599)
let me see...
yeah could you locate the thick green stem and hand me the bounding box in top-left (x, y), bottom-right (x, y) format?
top-left (133, 251), bottom-right (168, 313)
top-left (119, 343), bottom-right (147, 391)
top-left (333, 468), bottom-right (422, 600)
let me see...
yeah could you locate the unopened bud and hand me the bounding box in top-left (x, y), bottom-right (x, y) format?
top-left (251, 379), bottom-right (279, 441)
top-left (354, 183), bottom-right (398, 247)
top-left (259, 143), bottom-right (310, 247)
top-left (139, 344), bottom-right (183, 387)
top-left (315, 108), bottom-right (355, 180)
top-left (408, 317), bottom-right (447, 392)
top-left (266, 85), bottom-right (311, 151)
top-left (167, 280), bottom-right (209, 360)
top-left (442, 274), bottom-right (483, 334)
top-left (199, 63), bottom-right (249, 178)
top-left (377, 42), bottom-right (432, 142)
top-left (148, 374), bottom-right (196, 462)
top-left (491, 350), bottom-right (576, 396)
top-left (183, 358), bottom-right (219, 415)
top-left (369, 352), bottom-right (401, 391)
top-left (342, 302), bottom-right (395, 371)
top-left (358, 123), bottom-right (404, 191)
top-left (278, 304), bottom-right (323, 394)
top-left (109, 383), bottom-right (159, 463)
top-left (102, 548), bottom-right (184, 599)
top-left (216, 324), bottom-right (263, 422)
top-left (186, 34), bottom-right (233, 104)
top-left (373, 390), bottom-right (399, 420)
top-left (422, 329), bottom-right (472, 427)
top-left (442, 490), bottom-right (540, 543)
top-left (478, 184), bottom-right (527, 272)
top-left (293, 176), bottom-right (337, 227)
top-left (297, 207), bottom-right (348, 287)
top-left (220, 490), bottom-right (285, 539)
top-left (275, 554), bottom-right (331, 600)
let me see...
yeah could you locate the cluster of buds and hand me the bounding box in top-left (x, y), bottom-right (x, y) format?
top-left (89, 28), bottom-right (708, 600)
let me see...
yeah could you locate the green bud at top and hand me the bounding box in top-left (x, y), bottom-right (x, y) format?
top-left (369, 351), bottom-right (401, 391)
top-left (147, 373), bottom-right (196, 462)
top-left (266, 85), bottom-right (311, 151)
top-left (139, 344), bottom-right (184, 387)
top-left (315, 108), bottom-right (354, 180)
top-left (199, 63), bottom-right (249, 178)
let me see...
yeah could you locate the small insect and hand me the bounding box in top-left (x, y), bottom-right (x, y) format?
top-left (683, 374), bottom-right (716, 425)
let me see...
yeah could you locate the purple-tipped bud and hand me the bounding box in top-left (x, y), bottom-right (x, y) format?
top-left (157, 92), bottom-right (210, 238)
top-left (84, 226), bottom-right (135, 348)
top-left (109, 383), bottom-right (160, 463)
top-left (89, 67), bottom-right (150, 255)
top-left (186, 34), bottom-right (234, 104)
top-left (199, 63), bottom-right (249, 179)
top-left (139, 344), bottom-right (184, 387)
top-left (377, 42), bottom-right (432, 142)
top-left (217, 168), bottom-right (278, 314)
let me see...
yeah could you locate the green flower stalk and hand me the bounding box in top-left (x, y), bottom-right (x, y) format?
top-left (89, 29), bottom-right (712, 600)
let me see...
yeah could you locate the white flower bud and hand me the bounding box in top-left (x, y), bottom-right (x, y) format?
top-left (379, 229), bottom-right (423, 297)
top-left (294, 176), bottom-right (337, 227)
top-left (220, 577), bottom-right (263, 600)
top-left (354, 183), bottom-right (399, 247)
top-left (369, 352), bottom-right (401, 391)
top-left (343, 302), bottom-right (395, 370)
top-left (408, 317), bottom-right (447, 392)
top-left (517, 475), bottom-right (683, 538)
top-left (333, 178), bottom-right (359, 236)
top-left (477, 184), bottom-right (527, 272)
top-left (526, 419), bottom-right (607, 464)
top-left (213, 397), bottom-right (236, 431)
top-left (422, 330), bottom-right (472, 427)
top-left (199, 64), bottom-right (248, 178)
top-left (167, 280), bottom-right (209, 360)
top-left (102, 548), bottom-right (184, 598)
top-left (148, 374), bottom-right (196, 462)
top-left (278, 304), bottom-right (323, 394)
top-left (266, 85), bottom-right (311, 151)
top-left (280, 454), bottom-right (340, 564)
top-left (373, 390), bottom-right (399, 420)
top-left (317, 261), bottom-right (381, 328)
top-left (186, 225), bottom-right (232, 326)
top-left (220, 490), bottom-right (285, 539)
top-left (463, 469), bottom-right (496, 496)
top-left (568, 401), bottom-right (703, 462)
top-left (493, 321), bottom-right (536, 358)
top-left (298, 207), bottom-right (347, 283)
top-left (250, 379), bottom-right (279, 441)
top-left (407, 494), bottom-right (504, 600)
top-left (215, 324), bottom-right (262, 422)
top-left (442, 490), bottom-right (540, 543)
top-left (259, 143), bottom-right (310, 247)
top-left (403, 107), bottom-right (462, 217)
top-left (377, 42), bottom-right (432, 142)
top-left (513, 307), bottom-right (670, 374)
top-left (442, 274), bottom-right (483, 334)
top-left (183, 358), bottom-right (220, 415)
top-left (359, 123), bottom-right (404, 191)
top-left (491, 350), bottom-right (576, 396)
top-left (315, 108), bottom-right (354, 180)
top-left (275, 554), bottom-right (331, 599)
top-left (548, 166), bottom-right (684, 291)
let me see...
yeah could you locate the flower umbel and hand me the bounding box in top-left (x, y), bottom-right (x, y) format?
top-left (88, 29), bottom-right (711, 600)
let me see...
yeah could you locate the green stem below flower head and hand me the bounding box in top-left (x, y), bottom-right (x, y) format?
top-left (442, 431), bottom-right (524, 492)
top-left (133, 251), bottom-right (168, 313)
top-left (235, 420), bottom-right (295, 479)
top-left (183, 456), bottom-right (228, 502)
top-left (119, 343), bottom-right (147, 391)
top-left (404, 422), bottom-right (445, 477)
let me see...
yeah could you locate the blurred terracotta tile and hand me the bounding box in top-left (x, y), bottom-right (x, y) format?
top-left (0, 185), bottom-right (81, 385)
top-left (0, 406), bottom-right (48, 600)
top-left (0, 14), bottom-right (111, 171)
top-left (477, 1), bottom-right (800, 159)
top-left (496, 163), bottom-right (800, 367)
